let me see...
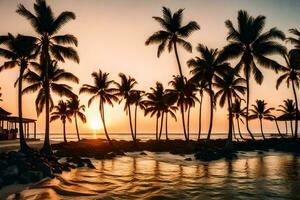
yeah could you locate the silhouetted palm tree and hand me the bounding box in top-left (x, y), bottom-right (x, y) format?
top-left (50, 100), bottom-right (72, 143)
top-left (168, 75), bottom-right (188, 140)
top-left (17, 0), bottom-right (79, 154)
top-left (115, 73), bottom-right (137, 142)
top-left (129, 90), bottom-right (146, 140)
top-left (277, 99), bottom-right (296, 136)
top-left (67, 96), bottom-right (86, 141)
top-left (188, 44), bottom-right (229, 140)
top-left (163, 93), bottom-right (177, 140)
top-left (0, 87), bottom-right (2, 102)
top-left (220, 10), bottom-right (286, 140)
top-left (0, 34), bottom-right (38, 152)
top-left (286, 28), bottom-right (300, 48)
top-left (80, 70), bottom-right (118, 145)
top-left (249, 100), bottom-right (275, 140)
top-left (276, 49), bottom-right (300, 138)
top-left (232, 98), bottom-right (246, 140)
top-left (195, 81), bottom-right (210, 140)
top-left (23, 60), bottom-right (78, 145)
top-left (144, 82), bottom-right (165, 141)
top-left (145, 7), bottom-right (200, 79)
top-left (214, 68), bottom-right (246, 146)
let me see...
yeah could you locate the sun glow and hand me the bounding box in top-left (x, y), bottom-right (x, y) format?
top-left (90, 119), bottom-right (102, 130)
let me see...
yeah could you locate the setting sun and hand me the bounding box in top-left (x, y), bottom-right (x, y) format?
top-left (90, 119), bottom-right (102, 130)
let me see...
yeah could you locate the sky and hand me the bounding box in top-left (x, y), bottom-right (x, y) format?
top-left (0, 0), bottom-right (299, 137)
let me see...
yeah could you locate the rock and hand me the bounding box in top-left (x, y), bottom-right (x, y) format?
top-left (140, 151), bottom-right (147, 155)
top-left (87, 162), bottom-right (96, 169)
top-left (18, 173), bottom-right (32, 184)
top-left (257, 151), bottom-right (264, 155)
top-left (195, 149), bottom-right (222, 161)
top-left (28, 170), bottom-right (43, 182)
top-left (37, 162), bottom-right (53, 178)
top-left (185, 158), bottom-right (192, 161)
top-left (76, 162), bottom-right (84, 168)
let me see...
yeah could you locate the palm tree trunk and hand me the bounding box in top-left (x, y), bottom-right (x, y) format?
top-left (236, 118), bottom-right (244, 140)
top-left (207, 82), bottom-right (214, 140)
top-left (42, 80), bottom-right (52, 155)
top-left (74, 113), bottom-right (80, 141)
top-left (274, 119), bottom-right (283, 138)
top-left (225, 94), bottom-right (233, 148)
top-left (128, 104), bottom-right (135, 142)
top-left (159, 111), bottom-right (164, 141)
top-left (18, 65), bottom-right (29, 152)
top-left (259, 118), bottom-right (265, 140)
top-left (187, 106), bottom-right (191, 141)
top-left (173, 41), bottom-right (184, 79)
top-left (63, 121), bottom-right (67, 143)
top-left (290, 120), bottom-right (294, 137)
top-left (198, 92), bottom-right (203, 141)
top-left (134, 104), bottom-right (138, 140)
top-left (180, 103), bottom-right (188, 141)
top-left (100, 100), bottom-right (112, 144)
top-left (285, 121), bottom-right (288, 136)
top-left (155, 114), bottom-right (159, 141)
top-left (292, 80), bottom-right (298, 138)
top-left (165, 112), bottom-right (169, 140)
top-left (232, 117), bottom-right (238, 142)
top-left (245, 73), bottom-right (255, 140)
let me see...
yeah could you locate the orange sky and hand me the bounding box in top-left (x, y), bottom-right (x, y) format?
top-left (0, 0), bottom-right (299, 135)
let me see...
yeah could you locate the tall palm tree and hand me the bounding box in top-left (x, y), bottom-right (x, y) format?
top-left (249, 100), bottom-right (275, 140)
top-left (0, 34), bottom-right (38, 152)
top-left (114, 73), bottom-right (137, 142)
top-left (145, 7), bottom-right (200, 79)
top-left (276, 49), bottom-right (300, 138)
top-left (214, 68), bottom-right (246, 146)
top-left (80, 70), bottom-right (118, 145)
top-left (144, 82), bottom-right (165, 141)
top-left (67, 96), bottom-right (86, 141)
top-left (188, 44), bottom-right (229, 140)
top-left (277, 99), bottom-right (297, 136)
top-left (17, 0), bottom-right (79, 154)
top-left (168, 75), bottom-right (188, 140)
top-left (232, 98), bottom-right (246, 140)
top-left (50, 100), bottom-right (72, 143)
top-left (129, 90), bottom-right (146, 140)
top-left (23, 60), bottom-right (78, 149)
top-left (219, 10), bottom-right (286, 140)
top-left (194, 81), bottom-right (210, 140)
top-left (163, 93), bottom-right (177, 140)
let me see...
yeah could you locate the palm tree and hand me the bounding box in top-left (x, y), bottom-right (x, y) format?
top-left (144, 82), bottom-right (165, 141)
top-left (277, 99), bottom-right (296, 136)
top-left (50, 100), bottom-right (72, 143)
top-left (23, 60), bottom-right (78, 148)
top-left (114, 73), bottom-right (137, 142)
top-left (231, 98), bottom-right (246, 140)
top-left (188, 44), bottom-right (229, 140)
top-left (195, 81), bottom-right (210, 140)
top-left (0, 34), bottom-right (38, 152)
top-left (0, 87), bottom-right (2, 102)
top-left (286, 28), bottom-right (300, 48)
top-left (67, 97), bottom-right (86, 141)
top-left (79, 70), bottom-right (118, 145)
top-left (276, 49), bottom-right (300, 138)
top-left (168, 75), bottom-right (188, 140)
top-left (214, 68), bottom-right (246, 146)
top-left (249, 100), bottom-right (275, 140)
top-left (17, 0), bottom-right (79, 154)
top-left (145, 7), bottom-right (200, 79)
top-left (129, 90), bottom-right (146, 140)
top-left (219, 10), bottom-right (286, 140)
top-left (163, 93), bottom-right (177, 140)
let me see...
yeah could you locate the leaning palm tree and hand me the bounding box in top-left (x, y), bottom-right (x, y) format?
top-left (219, 10), bottom-right (286, 140)
top-left (145, 7), bottom-right (200, 79)
top-left (277, 99), bottom-right (297, 136)
top-left (144, 82), bottom-right (165, 141)
top-left (214, 68), bottom-right (246, 147)
top-left (17, 0), bottom-right (79, 154)
top-left (50, 100), bottom-right (72, 143)
top-left (0, 34), bottom-right (38, 152)
top-left (114, 73), bottom-right (137, 142)
top-left (80, 70), bottom-right (118, 145)
top-left (129, 90), bottom-right (146, 140)
top-left (231, 98), bottom-right (246, 140)
top-left (188, 44), bottom-right (229, 140)
top-left (67, 97), bottom-right (86, 141)
top-left (249, 100), bottom-right (275, 140)
top-left (276, 49), bottom-right (300, 138)
top-left (23, 60), bottom-right (78, 150)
